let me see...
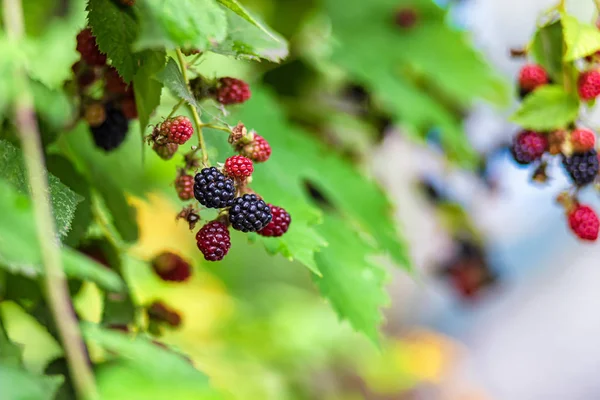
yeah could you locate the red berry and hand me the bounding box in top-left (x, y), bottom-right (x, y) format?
top-left (518, 64), bottom-right (548, 93)
top-left (175, 174), bottom-right (194, 201)
top-left (76, 28), bottom-right (106, 66)
top-left (215, 77), bottom-right (251, 105)
top-left (511, 130), bottom-right (547, 165)
top-left (578, 70), bottom-right (600, 100)
top-left (224, 155), bottom-right (253, 179)
top-left (160, 116), bottom-right (194, 145)
top-left (121, 96), bottom-right (138, 119)
top-left (571, 128), bottom-right (596, 152)
top-left (568, 204), bottom-right (599, 241)
top-left (196, 221), bottom-right (231, 261)
top-left (237, 133), bottom-right (271, 163)
top-left (105, 67), bottom-right (129, 94)
top-left (394, 8), bottom-right (418, 28)
top-left (151, 252), bottom-right (191, 282)
top-left (258, 204), bottom-right (291, 237)
top-left (71, 61), bottom-right (97, 87)
top-left (120, 0), bottom-right (135, 5)
top-left (153, 142), bottom-right (178, 160)
top-left (147, 301), bottom-right (182, 327)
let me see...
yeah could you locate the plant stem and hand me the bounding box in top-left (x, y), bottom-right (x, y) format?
top-left (2, 0), bottom-right (98, 398)
top-left (200, 123), bottom-right (232, 133)
top-left (166, 99), bottom-right (185, 119)
top-left (176, 48), bottom-right (208, 166)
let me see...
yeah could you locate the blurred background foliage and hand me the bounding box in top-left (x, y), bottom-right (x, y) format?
top-left (0, 0), bottom-right (506, 398)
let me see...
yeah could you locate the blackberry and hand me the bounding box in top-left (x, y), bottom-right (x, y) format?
top-left (214, 77), bottom-right (251, 105)
top-left (90, 104), bottom-right (129, 151)
top-left (258, 204), bottom-right (291, 237)
top-left (151, 252), bottom-right (191, 282)
top-left (224, 155), bottom-right (253, 179)
top-left (562, 149), bottom-right (599, 186)
top-left (193, 167), bottom-right (235, 209)
top-left (147, 301), bottom-right (182, 327)
top-left (196, 221), bottom-right (231, 261)
top-left (511, 130), bottom-right (547, 165)
top-left (228, 194), bottom-right (272, 232)
top-left (568, 204), bottom-right (599, 241)
top-left (76, 28), bottom-right (106, 66)
top-left (518, 64), bottom-right (548, 95)
top-left (175, 174), bottom-right (194, 201)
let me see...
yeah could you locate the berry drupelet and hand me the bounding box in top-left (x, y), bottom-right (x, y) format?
top-left (196, 221), bottom-right (231, 261)
top-left (228, 194), bottom-right (272, 232)
top-left (511, 130), bottom-right (547, 165)
top-left (193, 167), bottom-right (235, 209)
top-left (562, 149), bottom-right (599, 186)
top-left (258, 205), bottom-right (291, 237)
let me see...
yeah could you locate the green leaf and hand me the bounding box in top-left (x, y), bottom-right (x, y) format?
top-left (511, 85), bottom-right (580, 130)
top-left (562, 14), bottom-right (600, 61)
top-left (83, 324), bottom-right (223, 400)
top-left (155, 58), bottom-right (199, 108)
top-left (133, 50), bottom-right (166, 135)
top-left (210, 8), bottom-right (288, 62)
top-left (0, 319), bottom-right (22, 368)
top-left (313, 215), bottom-right (389, 345)
top-left (217, 0), bottom-right (280, 41)
top-left (530, 21), bottom-right (564, 83)
top-left (0, 139), bottom-right (82, 238)
top-left (87, 0), bottom-right (140, 82)
top-left (0, 179), bottom-right (125, 292)
top-left (134, 0), bottom-right (227, 53)
top-left (0, 364), bottom-right (62, 400)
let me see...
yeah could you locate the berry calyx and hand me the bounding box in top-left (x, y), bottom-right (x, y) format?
top-left (147, 301), bottom-right (182, 327)
top-left (394, 8), bottom-right (418, 29)
top-left (151, 252), bottom-right (191, 282)
top-left (153, 142), bottom-right (178, 160)
top-left (548, 129), bottom-right (567, 155)
top-left (518, 64), bottom-right (548, 93)
top-left (511, 130), bottom-right (547, 165)
top-left (562, 149), bottom-right (599, 186)
top-left (214, 77), bottom-right (251, 105)
top-left (258, 204), bottom-right (291, 237)
top-left (196, 221), bottom-right (231, 261)
top-left (236, 133), bottom-right (271, 163)
top-left (193, 167), bottom-right (235, 209)
top-left (90, 103), bottom-right (129, 151)
top-left (175, 174), bottom-right (194, 201)
top-left (568, 204), bottom-right (599, 241)
top-left (570, 128), bottom-right (596, 152)
top-left (160, 116), bottom-right (194, 145)
top-left (578, 70), bottom-right (600, 101)
top-left (76, 28), bottom-right (106, 66)
top-left (84, 102), bottom-right (106, 127)
top-left (224, 155), bottom-right (253, 179)
top-left (228, 194), bottom-right (272, 232)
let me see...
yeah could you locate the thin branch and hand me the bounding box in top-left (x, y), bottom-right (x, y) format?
top-left (166, 98), bottom-right (185, 119)
top-left (2, 0), bottom-right (98, 398)
top-left (176, 49), bottom-right (209, 166)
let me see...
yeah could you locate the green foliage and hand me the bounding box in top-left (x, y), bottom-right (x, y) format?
top-left (133, 50), bottom-right (166, 135)
top-left (561, 14), bottom-right (600, 61)
top-left (511, 85), bottom-right (580, 130)
top-left (0, 139), bottom-right (82, 238)
top-left (0, 364), bottom-right (63, 400)
top-left (156, 58), bottom-right (200, 109)
top-left (530, 21), bottom-right (564, 83)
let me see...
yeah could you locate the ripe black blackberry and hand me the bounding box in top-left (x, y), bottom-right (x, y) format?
top-left (90, 103), bottom-right (129, 151)
top-left (228, 194), bottom-right (272, 232)
top-left (193, 167), bottom-right (235, 209)
top-left (562, 149), bottom-right (599, 186)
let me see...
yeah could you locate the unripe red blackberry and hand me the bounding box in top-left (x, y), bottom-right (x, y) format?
top-left (153, 142), bottom-right (178, 160)
top-left (237, 133), bottom-right (271, 163)
top-left (151, 252), bottom-right (191, 282)
top-left (76, 28), bottom-right (106, 66)
top-left (518, 64), bottom-right (548, 94)
top-left (84, 102), bottom-right (106, 127)
top-left (570, 128), bottom-right (596, 152)
top-left (196, 221), bottom-right (231, 261)
top-left (511, 130), bottom-right (547, 165)
top-left (578, 70), bottom-right (600, 101)
top-left (193, 167), bottom-right (235, 209)
top-left (258, 204), bottom-right (291, 237)
top-left (214, 77), bottom-right (251, 105)
top-left (182, 48), bottom-right (200, 56)
top-left (394, 7), bottom-right (418, 29)
top-left (119, 0), bottom-right (135, 5)
top-left (71, 61), bottom-right (97, 87)
top-left (147, 301), bottom-right (182, 327)
top-left (175, 174), bottom-right (194, 201)
top-left (105, 67), bottom-right (129, 94)
top-left (568, 204), bottom-right (599, 241)
top-left (562, 149), bottom-right (599, 186)
top-left (228, 194), bottom-right (272, 232)
top-left (224, 155), bottom-right (253, 179)
top-left (121, 96), bottom-right (138, 120)
top-left (90, 103), bottom-right (129, 151)
top-left (159, 116), bottom-right (194, 145)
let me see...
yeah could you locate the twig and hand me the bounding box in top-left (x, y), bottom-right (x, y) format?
top-left (176, 49), bottom-right (208, 166)
top-left (2, 0), bottom-right (98, 398)
top-left (166, 99), bottom-right (185, 119)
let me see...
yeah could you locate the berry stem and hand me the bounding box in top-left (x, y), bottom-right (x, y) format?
top-left (166, 98), bottom-right (185, 119)
top-left (2, 0), bottom-right (98, 399)
top-left (176, 48), bottom-right (209, 167)
top-left (200, 123), bottom-right (232, 133)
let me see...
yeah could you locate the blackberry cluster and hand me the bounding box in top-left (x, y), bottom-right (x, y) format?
top-left (562, 150), bottom-right (599, 186)
top-left (90, 103), bottom-right (129, 151)
top-left (193, 167), bottom-right (235, 208)
top-left (229, 194), bottom-right (272, 232)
